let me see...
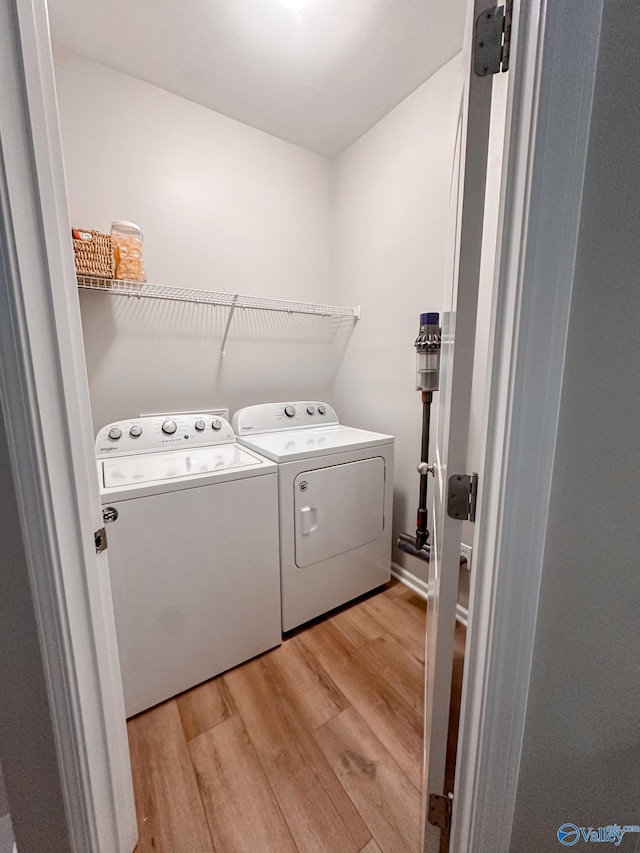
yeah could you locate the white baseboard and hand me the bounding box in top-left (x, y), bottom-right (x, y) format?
top-left (391, 563), bottom-right (469, 627)
top-left (390, 562), bottom-right (428, 599)
top-left (455, 603), bottom-right (469, 628)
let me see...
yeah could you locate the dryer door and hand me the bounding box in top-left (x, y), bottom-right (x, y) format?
top-left (294, 457), bottom-right (385, 568)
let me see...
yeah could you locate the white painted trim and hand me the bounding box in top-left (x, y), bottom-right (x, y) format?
top-left (391, 564), bottom-right (469, 627)
top-left (390, 563), bottom-right (429, 599)
top-left (0, 2), bottom-right (135, 851)
top-left (452, 2), bottom-right (604, 852)
top-left (455, 604), bottom-right (468, 630)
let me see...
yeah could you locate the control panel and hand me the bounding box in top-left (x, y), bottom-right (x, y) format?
top-left (232, 402), bottom-right (339, 435)
top-left (96, 413), bottom-right (235, 457)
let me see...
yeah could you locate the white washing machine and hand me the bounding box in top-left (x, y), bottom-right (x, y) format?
top-left (232, 402), bottom-right (394, 631)
top-left (96, 412), bottom-right (281, 717)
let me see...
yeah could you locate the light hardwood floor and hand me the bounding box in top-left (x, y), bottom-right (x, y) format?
top-left (127, 579), bottom-right (465, 853)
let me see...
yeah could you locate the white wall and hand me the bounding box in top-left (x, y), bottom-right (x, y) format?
top-left (54, 50), bottom-right (336, 431)
top-left (331, 55), bottom-right (464, 578)
top-left (55, 51), bottom-right (478, 585)
top-left (510, 1), bottom-right (640, 846)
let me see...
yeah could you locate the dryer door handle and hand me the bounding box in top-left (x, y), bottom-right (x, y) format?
top-left (299, 506), bottom-right (318, 535)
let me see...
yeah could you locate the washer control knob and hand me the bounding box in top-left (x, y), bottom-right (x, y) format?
top-left (162, 420), bottom-right (177, 435)
top-left (307, 405), bottom-right (315, 415)
top-left (129, 425), bottom-right (142, 438)
top-left (211, 418), bottom-right (222, 431)
top-left (318, 405), bottom-right (327, 415)
top-left (194, 420), bottom-right (205, 431)
top-left (108, 427), bottom-right (122, 440)
top-left (284, 405), bottom-right (296, 418)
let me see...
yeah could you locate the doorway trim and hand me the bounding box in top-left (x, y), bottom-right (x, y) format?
top-left (0, 1), bottom-right (136, 851)
top-left (452, 1), bottom-right (604, 850)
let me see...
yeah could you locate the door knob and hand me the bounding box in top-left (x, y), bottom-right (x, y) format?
top-left (418, 462), bottom-right (435, 476)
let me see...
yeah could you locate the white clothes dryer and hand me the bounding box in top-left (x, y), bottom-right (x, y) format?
top-left (232, 402), bottom-right (394, 631)
top-left (96, 413), bottom-right (281, 717)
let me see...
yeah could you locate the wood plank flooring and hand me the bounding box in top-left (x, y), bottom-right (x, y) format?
top-left (127, 580), bottom-right (465, 853)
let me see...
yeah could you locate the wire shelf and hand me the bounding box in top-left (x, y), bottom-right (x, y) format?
top-left (76, 276), bottom-right (360, 319)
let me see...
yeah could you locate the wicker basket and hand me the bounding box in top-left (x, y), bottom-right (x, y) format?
top-left (72, 229), bottom-right (115, 279)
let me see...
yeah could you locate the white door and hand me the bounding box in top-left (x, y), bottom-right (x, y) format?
top-left (422, 0), bottom-right (512, 850)
top-left (0, 1), bottom-right (138, 850)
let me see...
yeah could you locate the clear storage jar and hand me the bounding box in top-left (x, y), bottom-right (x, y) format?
top-left (111, 220), bottom-right (147, 283)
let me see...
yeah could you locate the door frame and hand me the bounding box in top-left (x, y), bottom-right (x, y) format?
top-left (451, 1), bottom-right (604, 850)
top-left (0, 0), bottom-right (604, 851)
top-left (0, 1), bottom-right (135, 850)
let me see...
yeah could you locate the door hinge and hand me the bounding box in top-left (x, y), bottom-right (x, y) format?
top-left (428, 793), bottom-right (453, 853)
top-left (94, 527), bottom-right (107, 554)
top-left (474, 0), bottom-right (512, 76)
top-left (447, 473), bottom-right (478, 523)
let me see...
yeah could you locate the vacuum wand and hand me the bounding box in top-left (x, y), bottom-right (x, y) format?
top-left (416, 390), bottom-right (433, 549)
top-left (414, 313), bottom-right (441, 550)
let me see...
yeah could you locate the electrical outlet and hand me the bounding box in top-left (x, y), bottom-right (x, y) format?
top-left (460, 542), bottom-right (473, 570)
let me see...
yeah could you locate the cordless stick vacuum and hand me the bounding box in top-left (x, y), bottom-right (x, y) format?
top-left (397, 312), bottom-right (441, 561)
top-left (414, 312), bottom-right (441, 549)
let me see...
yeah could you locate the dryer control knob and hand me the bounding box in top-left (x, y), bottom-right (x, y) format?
top-left (307, 405), bottom-right (315, 415)
top-left (108, 427), bottom-right (122, 440)
top-left (194, 420), bottom-right (205, 431)
top-left (318, 405), bottom-right (327, 415)
top-left (211, 418), bottom-right (222, 431)
top-left (129, 426), bottom-right (142, 438)
top-left (162, 420), bottom-right (177, 435)
top-left (284, 405), bottom-right (296, 418)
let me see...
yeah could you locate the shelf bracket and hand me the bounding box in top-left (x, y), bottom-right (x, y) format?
top-left (220, 294), bottom-right (239, 357)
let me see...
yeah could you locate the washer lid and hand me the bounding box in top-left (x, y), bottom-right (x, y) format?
top-left (102, 444), bottom-right (263, 488)
top-left (238, 424), bottom-right (394, 463)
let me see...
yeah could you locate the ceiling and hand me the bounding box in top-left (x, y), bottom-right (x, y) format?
top-left (48, 0), bottom-right (466, 157)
